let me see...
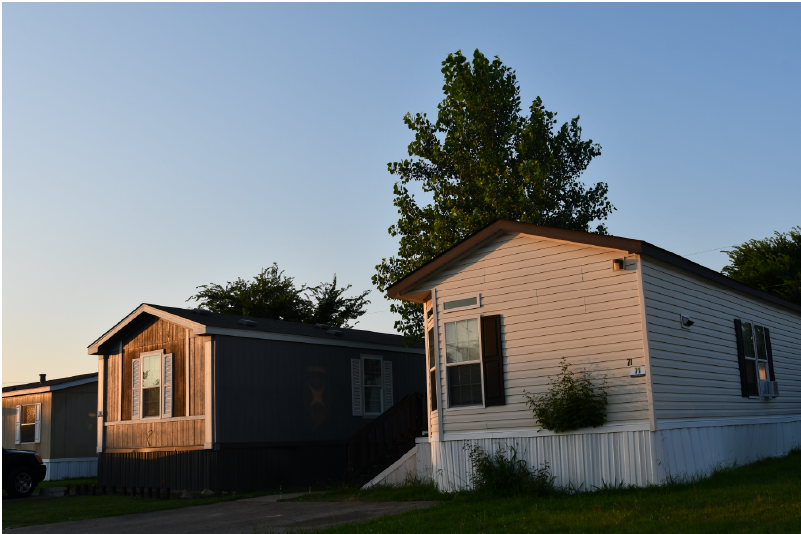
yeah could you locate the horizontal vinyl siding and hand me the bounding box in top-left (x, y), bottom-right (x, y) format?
top-left (642, 257), bottom-right (801, 423)
top-left (417, 232), bottom-right (650, 435)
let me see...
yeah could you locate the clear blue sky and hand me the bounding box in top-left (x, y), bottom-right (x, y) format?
top-left (3, 3), bottom-right (800, 384)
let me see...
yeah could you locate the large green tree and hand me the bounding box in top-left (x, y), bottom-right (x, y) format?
top-left (188, 264), bottom-right (371, 328)
top-left (722, 227), bottom-right (801, 305)
top-left (373, 49), bottom-right (614, 341)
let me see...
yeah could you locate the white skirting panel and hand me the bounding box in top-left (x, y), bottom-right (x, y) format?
top-left (655, 420), bottom-right (801, 482)
top-left (427, 431), bottom-right (658, 491)
top-left (42, 457), bottom-right (98, 481)
top-left (405, 420), bottom-right (801, 492)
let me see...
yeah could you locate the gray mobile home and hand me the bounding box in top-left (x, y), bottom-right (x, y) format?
top-left (3, 373), bottom-right (99, 480)
top-left (89, 304), bottom-right (425, 492)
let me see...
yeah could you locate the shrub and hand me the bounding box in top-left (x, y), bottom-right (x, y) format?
top-left (466, 443), bottom-right (555, 497)
top-left (524, 358), bottom-right (608, 433)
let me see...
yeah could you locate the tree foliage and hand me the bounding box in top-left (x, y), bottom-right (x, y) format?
top-left (373, 49), bottom-right (615, 341)
top-left (722, 227), bottom-right (801, 306)
top-left (523, 358), bottom-right (608, 434)
top-left (188, 264), bottom-right (370, 328)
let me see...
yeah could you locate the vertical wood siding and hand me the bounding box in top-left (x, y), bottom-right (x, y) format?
top-left (190, 335), bottom-right (205, 416)
top-left (213, 335), bottom-right (425, 444)
top-left (412, 232), bottom-right (650, 435)
top-left (121, 318), bottom-right (188, 420)
top-left (105, 419), bottom-right (205, 448)
top-left (2, 393), bottom-right (52, 458)
top-left (641, 257), bottom-right (801, 422)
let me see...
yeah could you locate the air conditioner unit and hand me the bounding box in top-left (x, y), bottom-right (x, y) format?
top-left (760, 380), bottom-right (779, 398)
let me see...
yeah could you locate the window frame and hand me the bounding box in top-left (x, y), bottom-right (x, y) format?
top-left (738, 317), bottom-right (773, 398)
top-left (443, 314), bottom-right (486, 410)
top-left (360, 354), bottom-right (384, 416)
top-left (441, 293), bottom-right (482, 314)
top-left (19, 404), bottom-right (37, 444)
top-left (140, 349), bottom-right (165, 419)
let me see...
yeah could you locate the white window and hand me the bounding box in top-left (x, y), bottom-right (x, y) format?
top-left (133, 350), bottom-right (173, 420)
top-left (15, 404), bottom-right (41, 444)
top-left (350, 355), bottom-right (393, 417)
top-left (442, 294), bottom-right (481, 313)
top-left (444, 318), bottom-right (484, 407)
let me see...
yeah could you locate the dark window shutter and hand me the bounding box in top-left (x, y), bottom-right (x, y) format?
top-left (765, 328), bottom-right (776, 381)
top-left (481, 315), bottom-right (505, 406)
top-left (734, 319), bottom-right (749, 397)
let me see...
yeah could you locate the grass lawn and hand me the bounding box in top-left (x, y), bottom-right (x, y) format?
top-left (285, 449), bottom-right (801, 533)
top-left (1, 485), bottom-right (297, 530)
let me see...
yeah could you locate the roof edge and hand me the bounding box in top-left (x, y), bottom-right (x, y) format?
top-left (386, 220), bottom-right (644, 301)
top-left (385, 219), bottom-right (801, 315)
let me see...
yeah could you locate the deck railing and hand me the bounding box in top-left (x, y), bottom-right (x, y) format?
top-left (344, 392), bottom-right (426, 481)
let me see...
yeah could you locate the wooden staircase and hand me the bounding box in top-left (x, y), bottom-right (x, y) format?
top-left (344, 392), bottom-right (426, 486)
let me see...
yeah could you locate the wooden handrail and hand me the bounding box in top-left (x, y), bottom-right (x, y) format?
top-left (344, 391), bottom-right (426, 481)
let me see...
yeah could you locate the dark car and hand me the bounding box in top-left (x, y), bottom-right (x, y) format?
top-left (3, 448), bottom-right (47, 498)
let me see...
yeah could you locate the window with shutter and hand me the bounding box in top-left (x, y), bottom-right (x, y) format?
top-left (735, 318), bottom-right (777, 398)
top-left (163, 353), bottom-right (173, 418)
top-left (383, 361), bottom-right (393, 410)
top-left (350, 359), bottom-right (363, 416)
top-left (132, 358), bottom-right (141, 420)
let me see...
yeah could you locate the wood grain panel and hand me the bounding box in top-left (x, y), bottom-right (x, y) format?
top-left (105, 419), bottom-right (205, 449)
top-left (122, 317), bottom-right (188, 420)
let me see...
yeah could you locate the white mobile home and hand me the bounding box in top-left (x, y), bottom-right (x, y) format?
top-left (372, 220), bottom-right (801, 490)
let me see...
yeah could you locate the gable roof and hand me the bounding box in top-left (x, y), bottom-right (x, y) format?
top-left (2, 372), bottom-right (98, 397)
top-left (385, 219), bottom-right (801, 314)
top-left (88, 303), bottom-right (422, 355)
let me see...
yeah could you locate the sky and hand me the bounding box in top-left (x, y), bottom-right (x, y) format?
top-left (3, 3), bottom-right (800, 386)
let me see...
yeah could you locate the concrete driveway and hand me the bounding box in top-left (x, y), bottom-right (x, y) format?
top-left (10, 493), bottom-right (439, 533)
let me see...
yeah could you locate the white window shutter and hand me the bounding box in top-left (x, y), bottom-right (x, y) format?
top-left (163, 353), bottom-right (173, 418)
top-left (15, 406), bottom-right (21, 444)
top-left (383, 361), bottom-right (393, 411)
top-left (351, 359), bottom-right (362, 416)
top-left (34, 403), bottom-right (42, 443)
top-left (132, 359), bottom-right (141, 420)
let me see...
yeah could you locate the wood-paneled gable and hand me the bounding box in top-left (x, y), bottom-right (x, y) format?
top-left (121, 317), bottom-right (188, 420)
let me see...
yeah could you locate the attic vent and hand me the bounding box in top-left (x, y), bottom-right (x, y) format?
top-left (192, 308), bottom-right (211, 315)
top-left (315, 323), bottom-right (332, 329)
top-left (238, 319), bottom-right (257, 327)
top-left (326, 329), bottom-right (343, 336)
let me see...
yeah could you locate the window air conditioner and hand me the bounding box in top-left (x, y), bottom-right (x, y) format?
top-left (760, 380), bottom-right (779, 398)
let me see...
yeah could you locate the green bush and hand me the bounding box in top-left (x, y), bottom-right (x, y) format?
top-left (524, 358), bottom-right (608, 433)
top-left (466, 443), bottom-right (555, 497)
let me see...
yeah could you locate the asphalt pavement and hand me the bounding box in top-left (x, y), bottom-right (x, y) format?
top-left (10, 493), bottom-right (439, 533)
